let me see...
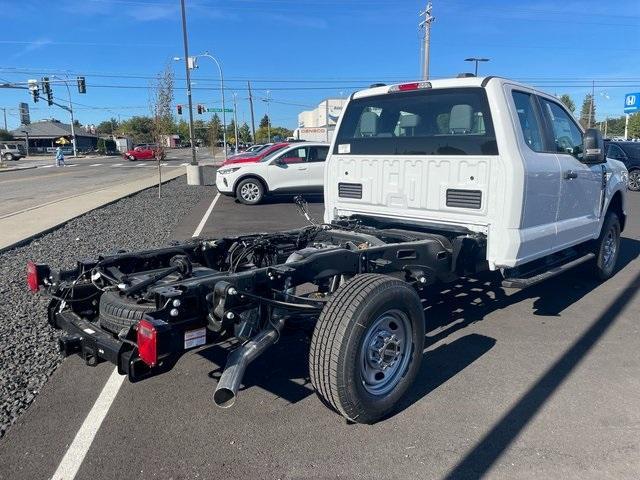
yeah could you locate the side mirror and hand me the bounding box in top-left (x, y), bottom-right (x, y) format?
top-left (583, 128), bottom-right (605, 164)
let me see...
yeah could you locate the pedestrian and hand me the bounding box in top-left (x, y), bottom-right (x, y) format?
top-left (55, 146), bottom-right (65, 167)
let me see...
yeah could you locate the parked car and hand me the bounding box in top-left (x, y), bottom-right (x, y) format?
top-left (1, 143), bottom-right (25, 161)
top-left (32, 77), bottom-right (627, 424)
top-left (606, 141), bottom-right (640, 191)
top-left (123, 144), bottom-right (159, 161)
top-left (244, 144), bottom-right (265, 153)
top-left (216, 142), bottom-right (329, 204)
top-left (221, 142), bottom-right (288, 166)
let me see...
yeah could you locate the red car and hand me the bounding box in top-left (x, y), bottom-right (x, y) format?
top-left (221, 142), bottom-right (288, 166)
top-left (123, 144), bottom-right (159, 161)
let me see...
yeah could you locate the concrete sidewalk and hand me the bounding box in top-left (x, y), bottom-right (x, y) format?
top-left (0, 168), bottom-right (186, 252)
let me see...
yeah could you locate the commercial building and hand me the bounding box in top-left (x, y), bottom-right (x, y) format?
top-left (11, 119), bottom-right (99, 154)
top-left (297, 98), bottom-right (348, 129)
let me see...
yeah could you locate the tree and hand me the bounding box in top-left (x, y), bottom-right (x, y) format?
top-left (208, 114), bottom-right (222, 144)
top-left (0, 129), bottom-right (14, 141)
top-left (259, 114), bottom-right (270, 129)
top-left (176, 119), bottom-right (190, 145)
top-left (226, 119), bottom-right (237, 144)
top-left (579, 94), bottom-right (596, 129)
top-left (628, 112), bottom-right (640, 139)
top-left (119, 116), bottom-right (154, 143)
top-left (193, 119), bottom-right (208, 145)
top-left (96, 118), bottom-right (119, 135)
top-left (559, 94), bottom-right (575, 113)
top-left (238, 122), bottom-right (252, 143)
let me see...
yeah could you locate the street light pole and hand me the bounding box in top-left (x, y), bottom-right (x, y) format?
top-left (200, 52), bottom-right (227, 162)
top-left (464, 57), bottom-right (489, 76)
top-left (179, 0), bottom-right (197, 166)
top-left (263, 90), bottom-right (271, 142)
top-left (51, 75), bottom-right (78, 157)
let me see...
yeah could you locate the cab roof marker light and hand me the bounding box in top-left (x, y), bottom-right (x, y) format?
top-left (389, 81), bottom-right (432, 93)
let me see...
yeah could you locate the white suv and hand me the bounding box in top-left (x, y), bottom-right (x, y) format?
top-left (216, 142), bottom-right (329, 204)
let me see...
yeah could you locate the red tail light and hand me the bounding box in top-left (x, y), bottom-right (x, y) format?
top-left (137, 319), bottom-right (157, 367)
top-left (27, 261), bottom-right (40, 292)
top-left (389, 81), bottom-right (432, 92)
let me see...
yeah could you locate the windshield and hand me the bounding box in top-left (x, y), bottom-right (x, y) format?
top-left (334, 87), bottom-right (498, 156)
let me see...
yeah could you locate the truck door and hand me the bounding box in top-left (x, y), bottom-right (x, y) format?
top-left (538, 98), bottom-right (601, 248)
top-left (510, 90), bottom-right (561, 259)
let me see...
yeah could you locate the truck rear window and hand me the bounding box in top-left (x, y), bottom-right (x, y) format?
top-left (334, 87), bottom-right (498, 156)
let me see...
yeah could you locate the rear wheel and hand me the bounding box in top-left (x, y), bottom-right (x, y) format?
top-left (309, 274), bottom-right (425, 423)
top-left (628, 169), bottom-right (640, 191)
top-left (236, 178), bottom-right (265, 205)
top-left (3, 153), bottom-right (13, 161)
top-left (592, 212), bottom-right (620, 281)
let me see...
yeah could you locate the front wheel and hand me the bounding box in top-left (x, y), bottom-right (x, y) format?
top-left (235, 178), bottom-right (265, 205)
top-left (628, 170), bottom-right (640, 192)
top-left (592, 212), bottom-right (621, 281)
top-left (3, 153), bottom-right (14, 161)
top-left (309, 274), bottom-right (425, 423)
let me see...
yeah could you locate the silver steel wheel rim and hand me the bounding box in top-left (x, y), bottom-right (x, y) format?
top-left (602, 228), bottom-right (617, 268)
top-left (360, 309), bottom-right (412, 396)
top-left (240, 182), bottom-right (260, 201)
top-left (629, 172), bottom-right (640, 191)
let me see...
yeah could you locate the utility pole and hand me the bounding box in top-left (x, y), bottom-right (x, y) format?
top-left (179, 0), bottom-right (197, 166)
top-left (263, 90), bottom-right (271, 142)
top-left (419, 2), bottom-right (435, 80)
top-left (247, 81), bottom-right (256, 143)
top-left (232, 92), bottom-right (239, 154)
top-left (1, 108), bottom-right (6, 130)
top-left (588, 80), bottom-right (595, 129)
top-left (51, 75), bottom-right (78, 157)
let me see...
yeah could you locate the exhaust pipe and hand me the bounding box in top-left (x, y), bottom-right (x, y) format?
top-left (213, 317), bottom-right (285, 408)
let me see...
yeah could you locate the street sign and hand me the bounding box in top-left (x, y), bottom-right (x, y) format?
top-left (624, 93), bottom-right (640, 113)
top-left (207, 108), bottom-right (233, 113)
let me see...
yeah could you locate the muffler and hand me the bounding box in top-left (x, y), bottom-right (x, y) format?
top-left (213, 316), bottom-right (285, 408)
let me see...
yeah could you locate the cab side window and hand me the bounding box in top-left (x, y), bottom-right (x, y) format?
top-left (539, 99), bottom-right (583, 160)
top-left (308, 146), bottom-right (329, 162)
top-left (512, 91), bottom-right (544, 152)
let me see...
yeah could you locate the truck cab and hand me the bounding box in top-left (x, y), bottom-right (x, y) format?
top-left (324, 77), bottom-right (628, 270)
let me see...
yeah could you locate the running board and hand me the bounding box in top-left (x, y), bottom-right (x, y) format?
top-left (501, 253), bottom-right (595, 289)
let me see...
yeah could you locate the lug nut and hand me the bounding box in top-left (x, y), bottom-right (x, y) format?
top-left (172, 299), bottom-right (181, 307)
top-left (228, 287), bottom-right (237, 296)
top-left (226, 311), bottom-right (235, 320)
top-left (170, 308), bottom-right (179, 317)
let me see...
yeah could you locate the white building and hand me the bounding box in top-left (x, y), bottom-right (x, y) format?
top-left (298, 98), bottom-right (348, 128)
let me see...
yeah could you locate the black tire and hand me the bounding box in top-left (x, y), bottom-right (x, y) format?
top-left (99, 290), bottom-right (157, 334)
top-left (592, 212), bottom-right (621, 281)
top-left (628, 169), bottom-right (640, 192)
top-left (127, 155), bottom-right (136, 161)
top-left (309, 274), bottom-right (425, 423)
top-left (3, 153), bottom-right (13, 161)
top-left (235, 177), bottom-right (265, 205)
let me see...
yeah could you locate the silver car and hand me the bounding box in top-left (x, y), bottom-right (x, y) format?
top-left (1, 143), bottom-right (25, 161)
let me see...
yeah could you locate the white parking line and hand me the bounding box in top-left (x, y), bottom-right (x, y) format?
top-left (135, 163), bottom-right (145, 167)
top-left (65, 164), bottom-right (78, 167)
top-left (192, 193), bottom-right (221, 237)
top-left (50, 368), bottom-right (125, 480)
top-left (112, 163), bottom-right (122, 167)
top-left (90, 163), bottom-right (102, 167)
top-left (49, 190), bottom-right (222, 480)
top-left (40, 165), bottom-right (54, 168)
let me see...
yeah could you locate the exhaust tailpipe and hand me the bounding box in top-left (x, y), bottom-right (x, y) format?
top-left (213, 317), bottom-right (285, 408)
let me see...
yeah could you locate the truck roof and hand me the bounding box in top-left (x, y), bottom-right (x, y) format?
top-left (352, 76), bottom-right (539, 100)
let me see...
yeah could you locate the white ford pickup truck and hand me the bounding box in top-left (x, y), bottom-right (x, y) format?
top-left (36, 76), bottom-right (628, 424)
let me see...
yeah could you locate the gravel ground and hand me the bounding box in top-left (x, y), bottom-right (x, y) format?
top-left (0, 173), bottom-right (214, 438)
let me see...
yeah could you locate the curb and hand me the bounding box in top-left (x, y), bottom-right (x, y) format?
top-left (0, 165), bottom-right (38, 174)
top-left (0, 171), bottom-right (187, 254)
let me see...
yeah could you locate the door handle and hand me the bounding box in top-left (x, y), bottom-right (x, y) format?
top-left (297, 167), bottom-right (307, 170)
top-left (563, 170), bottom-right (578, 180)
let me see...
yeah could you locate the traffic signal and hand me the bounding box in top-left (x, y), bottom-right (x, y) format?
top-left (28, 79), bottom-right (39, 103)
top-left (77, 76), bottom-right (86, 94)
top-left (197, 104), bottom-right (203, 114)
top-left (176, 104), bottom-right (183, 115)
top-left (42, 77), bottom-right (53, 106)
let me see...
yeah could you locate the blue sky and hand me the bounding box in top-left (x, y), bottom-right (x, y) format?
top-left (0, 0), bottom-right (638, 131)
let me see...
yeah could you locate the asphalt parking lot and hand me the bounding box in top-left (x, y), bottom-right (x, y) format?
top-left (1, 187), bottom-right (639, 480)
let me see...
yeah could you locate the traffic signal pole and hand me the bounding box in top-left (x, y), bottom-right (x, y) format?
top-left (51, 76), bottom-right (77, 157)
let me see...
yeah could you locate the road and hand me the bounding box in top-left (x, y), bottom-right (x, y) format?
top-left (0, 149), bottom-right (210, 218)
top-left (1, 191), bottom-right (639, 480)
